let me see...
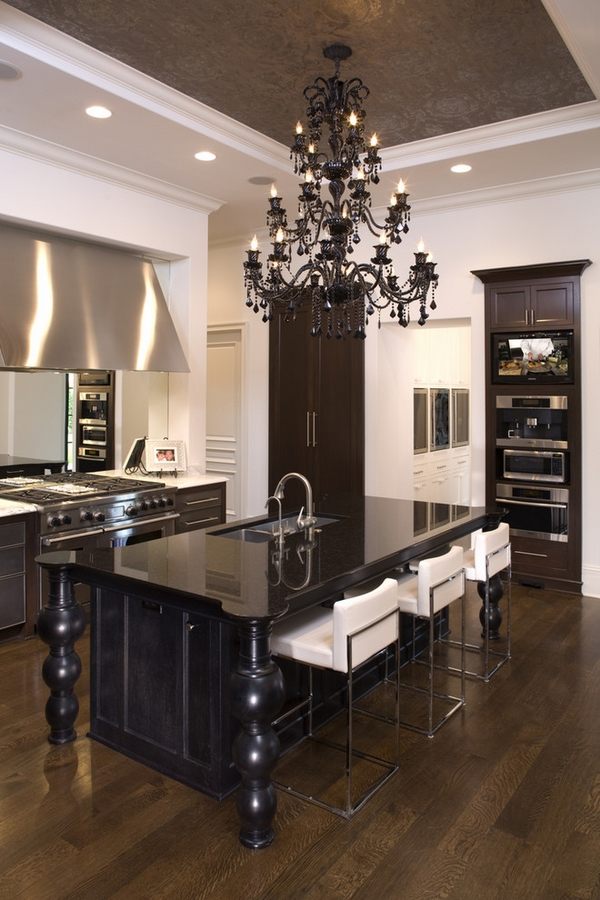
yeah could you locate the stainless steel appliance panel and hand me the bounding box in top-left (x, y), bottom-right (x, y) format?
top-left (413, 388), bottom-right (428, 454)
top-left (82, 425), bottom-right (107, 446)
top-left (430, 388), bottom-right (449, 451)
top-left (503, 449), bottom-right (566, 482)
top-left (496, 482), bottom-right (568, 542)
top-left (452, 388), bottom-right (469, 448)
top-left (496, 395), bottom-right (568, 449)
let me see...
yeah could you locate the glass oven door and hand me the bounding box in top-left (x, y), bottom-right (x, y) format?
top-left (496, 484), bottom-right (568, 542)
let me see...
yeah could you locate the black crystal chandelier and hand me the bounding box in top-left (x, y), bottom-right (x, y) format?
top-left (244, 44), bottom-right (439, 339)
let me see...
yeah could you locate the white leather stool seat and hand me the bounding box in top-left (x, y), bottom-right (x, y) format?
top-left (271, 607), bottom-right (334, 670)
top-left (462, 547), bottom-right (477, 581)
top-left (464, 523), bottom-right (510, 582)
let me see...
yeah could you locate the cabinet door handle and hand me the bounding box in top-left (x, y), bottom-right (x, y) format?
top-left (183, 515), bottom-right (220, 526)
top-left (531, 309), bottom-right (536, 325)
top-left (514, 550), bottom-right (548, 558)
top-left (312, 412), bottom-right (317, 447)
top-left (306, 411), bottom-right (310, 448)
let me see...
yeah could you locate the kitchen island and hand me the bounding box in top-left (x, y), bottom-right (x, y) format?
top-left (36, 495), bottom-right (503, 848)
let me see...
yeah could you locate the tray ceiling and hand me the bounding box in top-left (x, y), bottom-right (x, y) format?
top-left (2, 0), bottom-right (594, 147)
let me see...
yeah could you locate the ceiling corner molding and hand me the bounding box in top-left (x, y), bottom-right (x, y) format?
top-left (380, 101), bottom-right (600, 171)
top-left (0, 123), bottom-right (224, 214)
top-left (0, 3), bottom-right (290, 171)
top-left (542, 0), bottom-right (600, 99)
top-left (209, 226), bottom-right (270, 251)
top-left (405, 168), bottom-right (600, 216)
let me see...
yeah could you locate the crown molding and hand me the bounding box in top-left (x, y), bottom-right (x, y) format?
top-left (380, 101), bottom-right (600, 171)
top-left (0, 3), bottom-right (290, 172)
top-left (0, 124), bottom-right (224, 214)
top-left (382, 168), bottom-right (600, 217)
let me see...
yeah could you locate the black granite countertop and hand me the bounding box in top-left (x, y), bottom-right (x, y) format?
top-left (36, 495), bottom-right (502, 621)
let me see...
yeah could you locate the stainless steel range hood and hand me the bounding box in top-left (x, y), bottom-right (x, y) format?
top-left (0, 222), bottom-right (189, 372)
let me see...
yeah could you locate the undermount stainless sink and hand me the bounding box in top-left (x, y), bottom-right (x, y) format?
top-left (215, 515), bottom-right (339, 543)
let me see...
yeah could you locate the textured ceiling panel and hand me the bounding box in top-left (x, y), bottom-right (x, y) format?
top-left (3, 0), bottom-right (594, 146)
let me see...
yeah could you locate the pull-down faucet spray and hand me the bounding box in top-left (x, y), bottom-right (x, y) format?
top-left (273, 472), bottom-right (317, 530)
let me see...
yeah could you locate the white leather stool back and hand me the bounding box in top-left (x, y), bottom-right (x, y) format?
top-left (470, 522), bottom-right (511, 581)
top-left (417, 546), bottom-right (464, 617)
top-left (332, 578), bottom-right (398, 673)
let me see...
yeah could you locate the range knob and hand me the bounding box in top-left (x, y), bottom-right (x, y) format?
top-left (158, 496), bottom-right (168, 508)
top-left (48, 513), bottom-right (72, 528)
top-left (93, 511), bottom-right (106, 523)
top-left (149, 498), bottom-right (158, 509)
top-left (125, 504), bottom-right (139, 516)
top-left (81, 510), bottom-right (94, 522)
top-left (140, 499), bottom-right (150, 511)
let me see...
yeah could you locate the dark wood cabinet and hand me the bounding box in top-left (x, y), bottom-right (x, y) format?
top-left (0, 512), bottom-right (36, 639)
top-left (474, 259), bottom-right (591, 593)
top-left (269, 306), bottom-right (364, 510)
top-left (488, 279), bottom-right (575, 330)
top-left (90, 588), bottom-right (238, 799)
top-left (174, 482), bottom-right (226, 533)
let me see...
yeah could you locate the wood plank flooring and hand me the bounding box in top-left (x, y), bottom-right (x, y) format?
top-left (1, 584), bottom-right (599, 899)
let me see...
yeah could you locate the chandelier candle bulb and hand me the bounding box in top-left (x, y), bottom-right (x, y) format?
top-left (243, 43), bottom-right (439, 338)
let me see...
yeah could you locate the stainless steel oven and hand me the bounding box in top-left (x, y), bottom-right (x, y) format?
top-left (82, 425), bottom-right (107, 446)
top-left (503, 449), bottom-right (566, 483)
top-left (496, 483), bottom-right (568, 542)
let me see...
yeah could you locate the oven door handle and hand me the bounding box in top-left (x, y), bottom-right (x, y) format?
top-left (102, 512), bottom-right (180, 533)
top-left (42, 526), bottom-right (105, 546)
top-left (496, 498), bottom-right (567, 509)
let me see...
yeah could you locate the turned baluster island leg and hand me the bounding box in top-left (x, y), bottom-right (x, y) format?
top-left (37, 563), bottom-right (86, 744)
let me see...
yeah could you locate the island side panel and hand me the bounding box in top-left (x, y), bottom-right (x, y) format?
top-left (90, 586), bottom-right (239, 800)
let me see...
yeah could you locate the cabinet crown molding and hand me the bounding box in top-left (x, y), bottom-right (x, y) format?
top-left (471, 260), bottom-right (592, 284)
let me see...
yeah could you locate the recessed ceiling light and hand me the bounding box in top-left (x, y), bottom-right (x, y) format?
top-left (0, 61), bottom-right (22, 81)
top-left (194, 151), bottom-right (216, 162)
top-left (86, 105), bottom-right (112, 119)
top-left (451, 163), bottom-right (472, 174)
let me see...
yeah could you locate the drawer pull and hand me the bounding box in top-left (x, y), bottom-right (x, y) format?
top-left (514, 550), bottom-right (548, 558)
top-left (184, 497), bottom-right (220, 507)
top-left (183, 515), bottom-right (220, 526)
top-left (413, 470), bottom-right (424, 476)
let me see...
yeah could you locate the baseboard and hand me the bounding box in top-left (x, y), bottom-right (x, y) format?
top-left (582, 565), bottom-right (600, 598)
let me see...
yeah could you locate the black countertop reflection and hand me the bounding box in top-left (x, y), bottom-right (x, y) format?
top-left (36, 496), bottom-right (501, 622)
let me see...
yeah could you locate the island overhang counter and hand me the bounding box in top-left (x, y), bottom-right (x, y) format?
top-left (36, 495), bottom-right (503, 849)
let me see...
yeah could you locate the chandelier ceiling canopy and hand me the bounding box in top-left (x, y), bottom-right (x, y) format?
top-left (244, 44), bottom-right (439, 339)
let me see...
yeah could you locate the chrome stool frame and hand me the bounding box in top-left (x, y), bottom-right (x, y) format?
top-left (271, 586), bottom-right (401, 820)
top-left (444, 531), bottom-right (511, 683)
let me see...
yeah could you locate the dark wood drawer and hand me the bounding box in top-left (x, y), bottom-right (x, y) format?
top-left (175, 483), bottom-right (225, 533)
top-left (511, 535), bottom-right (568, 576)
top-left (0, 521), bottom-right (25, 549)
top-left (0, 574), bottom-right (26, 630)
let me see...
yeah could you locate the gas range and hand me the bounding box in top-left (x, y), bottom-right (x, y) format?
top-left (0, 472), bottom-right (177, 536)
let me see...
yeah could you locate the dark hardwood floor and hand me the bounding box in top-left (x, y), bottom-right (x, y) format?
top-left (1, 584), bottom-right (599, 899)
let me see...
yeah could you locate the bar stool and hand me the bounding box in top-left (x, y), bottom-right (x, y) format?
top-left (447, 522), bottom-right (511, 682)
top-left (394, 545), bottom-right (466, 737)
top-left (270, 578), bottom-right (400, 819)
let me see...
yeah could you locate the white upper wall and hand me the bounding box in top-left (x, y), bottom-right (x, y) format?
top-left (208, 181), bottom-right (600, 593)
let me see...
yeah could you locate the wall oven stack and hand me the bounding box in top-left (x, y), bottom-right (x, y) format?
top-left (495, 396), bottom-right (569, 545)
top-left (0, 472), bottom-right (179, 619)
top-left (76, 371), bottom-right (114, 472)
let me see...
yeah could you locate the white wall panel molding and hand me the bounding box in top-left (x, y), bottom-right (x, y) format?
top-left (381, 102), bottom-right (600, 171)
top-left (0, 124), bottom-right (223, 215)
top-left (0, 4), bottom-right (290, 171)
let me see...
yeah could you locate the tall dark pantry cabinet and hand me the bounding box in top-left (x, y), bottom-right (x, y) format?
top-left (474, 260), bottom-right (591, 593)
top-left (269, 306), bottom-right (364, 510)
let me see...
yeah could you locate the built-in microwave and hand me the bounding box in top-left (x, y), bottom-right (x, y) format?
top-left (503, 449), bottom-right (566, 483)
top-left (81, 425), bottom-right (107, 447)
top-left (491, 330), bottom-right (573, 384)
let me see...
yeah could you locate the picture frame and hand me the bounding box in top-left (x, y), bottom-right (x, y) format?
top-left (144, 439), bottom-right (187, 472)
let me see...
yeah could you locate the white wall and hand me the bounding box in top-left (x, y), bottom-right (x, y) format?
top-left (0, 146), bottom-right (210, 468)
top-left (208, 182), bottom-right (600, 595)
top-left (0, 371), bottom-right (65, 459)
top-left (207, 242), bottom-right (269, 517)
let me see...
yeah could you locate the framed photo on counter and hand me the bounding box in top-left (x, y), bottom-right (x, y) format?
top-left (145, 439), bottom-right (187, 472)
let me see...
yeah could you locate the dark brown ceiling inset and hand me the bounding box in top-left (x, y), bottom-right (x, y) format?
top-left (3, 0), bottom-right (594, 147)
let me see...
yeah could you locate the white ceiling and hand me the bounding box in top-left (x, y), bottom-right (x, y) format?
top-left (0, 0), bottom-right (599, 247)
